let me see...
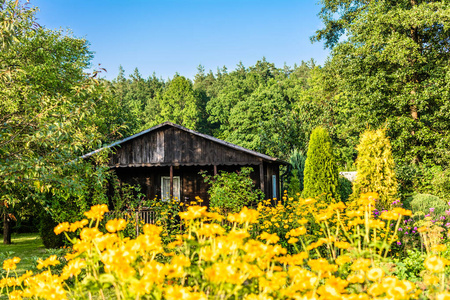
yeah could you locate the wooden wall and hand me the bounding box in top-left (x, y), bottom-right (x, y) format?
top-left (109, 127), bottom-right (262, 167)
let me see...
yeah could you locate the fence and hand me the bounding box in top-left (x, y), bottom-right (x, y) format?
top-left (105, 209), bottom-right (157, 224)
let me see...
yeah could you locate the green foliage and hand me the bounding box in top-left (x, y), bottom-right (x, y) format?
top-left (158, 75), bottom-right (200, 130)
top-left (394, 249), bottom-right (426, 282)
top-left (289, 149), bottom-right (306, 191)
top-left (410, 193), bottom-right (448, 217)
top-left (0, 0), bottom-right (128, 243)
top-left (313, 0), bottom-right (450, 166)
top-left (287, 169), bottom-right (302, 197)
top-left (352, 129), bottom-right (398, 208)
top-left (414, 166), bottom-right (450, 202)
top-left (202, 167), bottom-right (263, 214)
top-left (303, 126), bottom-right (340, 202)
top-left (38, 210), bottom-right (64, 249)
top-left (338, 176), bottom-right (352, 203)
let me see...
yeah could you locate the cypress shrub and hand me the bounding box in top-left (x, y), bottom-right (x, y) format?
top-left (352, 129), bottom-right (398, 208)
top-left (303, 126), bottom-right (340, 202)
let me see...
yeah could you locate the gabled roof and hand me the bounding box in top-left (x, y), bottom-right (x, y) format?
top-left (82, 121), bottom-right (287, 164)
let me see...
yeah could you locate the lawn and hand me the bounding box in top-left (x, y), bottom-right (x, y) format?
top-left (0, 233), bottom-right (46, 275)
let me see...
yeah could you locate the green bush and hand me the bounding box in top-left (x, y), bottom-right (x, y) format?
top-left (202, 167), bottom-right (263, 214)
top-left (287, 169), bottom-right (302, 196)
top-left (338, 176), bottom-right (353, 203)
top-left (410, 193), bottom-right (448, 217)
top-left (302, 126), bottom-right (340, 202)
top-left (39, 210), bottom-right (64, 249)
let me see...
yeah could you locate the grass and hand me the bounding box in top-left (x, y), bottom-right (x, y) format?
top-left (0, 233), bottom-right (46, 275)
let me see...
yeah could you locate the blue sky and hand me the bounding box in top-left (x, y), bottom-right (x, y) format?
top-left (33, 0), bottom-right (330, 81)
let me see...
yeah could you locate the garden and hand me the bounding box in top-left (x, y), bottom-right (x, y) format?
top-left (2, 127), bottom-right (450, 299)
top-left (2, 0), bottom-right (450, 299)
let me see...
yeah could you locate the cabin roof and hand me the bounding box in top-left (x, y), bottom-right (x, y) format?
top-left (82, 122), bottom-right (288, 164)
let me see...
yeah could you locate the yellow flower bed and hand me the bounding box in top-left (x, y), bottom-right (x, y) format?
top-left (1, 194), bottom-right (450, 299)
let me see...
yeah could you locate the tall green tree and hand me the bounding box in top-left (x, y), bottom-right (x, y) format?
top-left (314, 0), bottom-right (450, 166)
top-left (0, 0), bottom-right (117, 243)
top-left (159, 75), bottom-right (200, 130)
top-left (303, 127), bottom-right (340, 202)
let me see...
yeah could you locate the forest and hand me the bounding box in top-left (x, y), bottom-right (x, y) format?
top-left (2, 0), bottom-right (450, 298)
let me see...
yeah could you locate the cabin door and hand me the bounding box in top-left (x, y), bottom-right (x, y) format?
top-left (161, 176), bottom-right (181, 201)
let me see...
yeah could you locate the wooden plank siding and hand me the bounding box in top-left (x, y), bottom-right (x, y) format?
top-left (110, 126), bottom-right (262, 168)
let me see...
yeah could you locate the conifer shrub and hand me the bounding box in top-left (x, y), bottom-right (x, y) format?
top-left (352, 129), bottom-right (398, 208)
top-left (302, 126), bottom-right (340, 202)
top-left (410, 193), bottom-right (448, 217)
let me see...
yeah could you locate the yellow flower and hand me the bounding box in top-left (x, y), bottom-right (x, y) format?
top-left (380, 211), bottom-right (399, 221)
top-left (424, 255), bottom-right (446, 273)
top-left (436, 291), bottom-right (450, 300)
top-left (37, 255), bottom-right (60, 270)
top-left (391, 207), bottom-right (412, 216)
top-left (423, 274), bottom-right (439, 286)
top-left (367, 267), bottom-right (384, 281)
top-left (367, 283), bottom-right (383, 296)
top-left (351, 258), bottom-right (371, 272)
top-left (179, 205), bottom-right (207, 220)
top-left (288, 237), bottom-right (299, 244)
top-left (227, 207), bottom-right (259, 224)
top-left (54, 222), bottom-right (70, 235)
top-left (3, 257), bottom-right (20, 271)
top-left (259, 232), bottom-right (280, 244)
top-left (8, 290), bottom-right (23, 300)
top-left (84, 204), bottom-right (109, 220)
top-left (417, 226), bottom-right (427, 233)
top-left (308, 258), bottom-right (338, 273)
top-left (431, 244), bottom-right (447, 252)
top-left (288, 227), bottom-right (307, 237)
top-left (61, 259), bottom-right (86, 279)
top-left (69, 219), bottom-right (89, 232)
top-left (80, 227), bottom-right (102, 241)
top-left (334, 241), bottom-right (351, 249)
top-left (329, 202), bottom-right (346, 211)
top-left (143, 223), bottom-right (163, 236)
top-left (105, 218), bottom-right (127, 233)
top-left (347, 273), bottom-right (365, 284)
top-left (335, 255), bottom-right (351, 266)
top-left (201, 223), bottom-right (226, 237)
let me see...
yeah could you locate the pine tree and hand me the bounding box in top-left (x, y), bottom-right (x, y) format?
top-left (303, 127), bottom-right (340, 202)
top-left (352, 129), bottom-right (398, 208)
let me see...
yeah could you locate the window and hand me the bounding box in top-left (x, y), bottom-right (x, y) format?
top-left (161, 176), bottom-right (181, 201)
top-left (272, 175), bottom-right (277, 199)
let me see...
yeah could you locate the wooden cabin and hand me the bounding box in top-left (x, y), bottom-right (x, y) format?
top-left (83, 122), bottom-right (287, 206)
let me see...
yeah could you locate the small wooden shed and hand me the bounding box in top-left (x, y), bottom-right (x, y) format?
top-left (84, 122), bottom-right (287, 205)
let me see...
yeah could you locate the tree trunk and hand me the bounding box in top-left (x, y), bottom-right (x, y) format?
top-left (3, 212), bottom-right (12, 245)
